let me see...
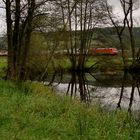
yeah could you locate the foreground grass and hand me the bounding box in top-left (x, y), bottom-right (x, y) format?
top-left (0, 81), bottom-right (140, 140)
top-left (0, 56), bottom-right (7, 78)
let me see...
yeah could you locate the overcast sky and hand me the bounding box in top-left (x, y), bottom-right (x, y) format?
top-left (110, 0), bottom-right (140, 19)
top-left (0, 0), bottom-right (140, 35)
top-left (0, 0), bottom-right (5, 36)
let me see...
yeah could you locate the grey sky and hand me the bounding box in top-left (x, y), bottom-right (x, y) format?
top-left (0, 0), bottom-right (120, 35)
top-left (0, 2), bottom-right (5, 36)
top-left (110, 0), bottom-right (120, 5)
top-left (0, 0), bottom-right (140, 35)
top-left (110, 0), bottom-right (140, 18)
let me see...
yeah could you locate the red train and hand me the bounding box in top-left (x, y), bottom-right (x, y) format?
top-left (88, 48), bottom-right (118, 55)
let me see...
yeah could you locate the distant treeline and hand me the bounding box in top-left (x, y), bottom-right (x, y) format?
top-left (1, 27), bottom-right (140, 51)
top-left (44, 27), bottom-right (140, 49)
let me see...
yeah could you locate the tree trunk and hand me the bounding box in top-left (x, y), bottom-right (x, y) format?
top-left (5, 0), bottom-right (36, 80)
top-left (19, 0), bottom-right (35, 80)
top-left (6, 0), bottom-right (15, 79)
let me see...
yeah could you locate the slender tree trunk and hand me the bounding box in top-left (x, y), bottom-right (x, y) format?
top-left (20, 0), bottom-right (35, 80)
top-left (128, 0), bottom-right (135, 62)
top-left (13, 0), bottom-right (21, 77)
top-left (5, 0), bottom-right (36, 80)
top-left (6, 0), bottom-right (15, 79)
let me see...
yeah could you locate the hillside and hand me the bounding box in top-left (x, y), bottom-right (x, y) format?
top-left (1, 27), bottom-right (140, 51)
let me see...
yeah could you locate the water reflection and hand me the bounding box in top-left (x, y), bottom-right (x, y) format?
top-left (66, 72), bottom-right (92, 103)
top-left (117, 72), bottom-right (140, 113)
top-left (45, 71), bottom-right (140, 114)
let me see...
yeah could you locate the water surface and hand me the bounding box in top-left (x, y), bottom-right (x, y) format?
top-left (45, 71), bottom-right (140, 115)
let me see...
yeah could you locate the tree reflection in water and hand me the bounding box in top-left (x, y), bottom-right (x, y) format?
top-left (66, 72), bottom-right (92, 103)
top-left (46, 71), bottom-right (140, 114)
top-left (117, 71), bottom-right (140, 113)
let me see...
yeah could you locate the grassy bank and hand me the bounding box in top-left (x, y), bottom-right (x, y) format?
top-left (0, 55), bottom-right (129, 79)
top-left (0, 80), bottom-right (140, 140)
top-left (0, 56), bottom-right (7, 78)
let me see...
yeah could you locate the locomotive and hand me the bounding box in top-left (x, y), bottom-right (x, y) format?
top-left (88, 48), bottom-right (118, 55)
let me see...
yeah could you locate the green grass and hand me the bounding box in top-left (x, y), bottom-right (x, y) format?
top-left (0, 57), bottom-right (7, 69)
top-left (0, 54), bottom-right (129, 77)
top-left (0, 80), bottom-right (140, 140)
top-left (85, 55), bottom-right (125, 72)
top-left (0, 56), bottom-right (7, 78)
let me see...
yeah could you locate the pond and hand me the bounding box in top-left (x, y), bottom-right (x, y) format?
top-left (44, 71), bottom-right (140, 115)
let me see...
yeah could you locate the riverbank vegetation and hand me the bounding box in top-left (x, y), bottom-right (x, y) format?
top-left (2, 0), bottom-right (139, 80)
top-left (1, 0), bottom-right (140, 139)
top-left (0, 80), bottom-right (140, 140)
top-left (0, 54), bottom-right (129, 80)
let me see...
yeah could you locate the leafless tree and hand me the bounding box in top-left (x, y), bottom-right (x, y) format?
top-left (2, 0), bottom-right (50, 80)
top-left (59, 0), bottom-right (108, 71)
top-left (104, 1), bottom-right (129, 67)
top-left (105, 0), bottom-right (140, 67)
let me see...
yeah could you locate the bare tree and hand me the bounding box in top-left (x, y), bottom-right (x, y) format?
top-left (59, 0), bottom-right (108, 71)
top-left (104, 1), bottom-right (130, 67)
top-left (105, 0), bottom-right (140, 68)
top-left (3, 0), bottom-right (50, 80)
top-left (121, 0), bottom-right (136, 62)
